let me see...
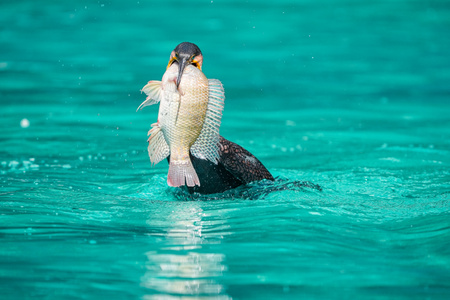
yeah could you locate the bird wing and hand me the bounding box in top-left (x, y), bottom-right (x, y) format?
top-left (217, 137), bottom-right (274, 183)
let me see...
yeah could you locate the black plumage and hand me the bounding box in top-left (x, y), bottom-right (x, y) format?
top-left (184, 136), bottom-right (274, 194)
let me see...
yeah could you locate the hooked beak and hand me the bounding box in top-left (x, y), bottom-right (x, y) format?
top-left (176, 57), bottom-right (189, 88)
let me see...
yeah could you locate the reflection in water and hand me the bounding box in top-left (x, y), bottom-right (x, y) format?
top-left (141, 203), bottom-right (230, 299)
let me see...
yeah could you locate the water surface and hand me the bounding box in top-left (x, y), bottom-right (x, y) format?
top-left (1, 0), bottom-right (450, 299)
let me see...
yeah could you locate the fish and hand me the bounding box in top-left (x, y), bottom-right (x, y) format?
top-left (137, 63), bottom-right (225, 187)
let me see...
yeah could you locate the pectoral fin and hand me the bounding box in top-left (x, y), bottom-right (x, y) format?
top-left (147, 122), bottom-right (170, 165)
top-left (137, 81), bottom-right (163, 111)
top-left (191, 79), bottom-right (225, 164)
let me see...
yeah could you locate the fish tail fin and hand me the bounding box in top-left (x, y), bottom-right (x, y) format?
top-left (167, 160), bottom-right (200, 187)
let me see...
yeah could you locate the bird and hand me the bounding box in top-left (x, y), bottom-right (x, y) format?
top-left (187, 135), bottom-right (274, 194)
top-left (141, 42), bottom-right (274, 194)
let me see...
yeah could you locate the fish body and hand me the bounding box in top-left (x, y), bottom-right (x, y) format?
top-left (138, 63), bottom-right (225, 187)
top-left (160, 64), bottom-right (208, 186)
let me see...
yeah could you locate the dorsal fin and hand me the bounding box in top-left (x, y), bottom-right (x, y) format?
top-left (190, 79), bottom-right (225, 164)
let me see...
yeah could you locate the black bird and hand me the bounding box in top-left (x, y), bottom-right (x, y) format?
top-left (186, 136), bottom-right (274, 194)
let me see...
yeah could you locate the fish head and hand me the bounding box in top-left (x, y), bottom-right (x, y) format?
top-left (166, 42), bottom-right (203, 88)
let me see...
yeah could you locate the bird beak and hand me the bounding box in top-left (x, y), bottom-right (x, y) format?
top-left (176, 56), bottom-right (189, 88)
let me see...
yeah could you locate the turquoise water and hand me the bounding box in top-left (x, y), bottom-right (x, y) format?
top-left (1, 0), bottom-right (450, 299)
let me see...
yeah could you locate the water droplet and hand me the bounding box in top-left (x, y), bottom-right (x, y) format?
top-left (286, 120), bottom-right (296, 126)
top-left (20, 118), bottom-right (30, 128)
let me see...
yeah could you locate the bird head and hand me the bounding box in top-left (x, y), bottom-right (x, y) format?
top-left (167, 42), bottom-right (203, 88)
